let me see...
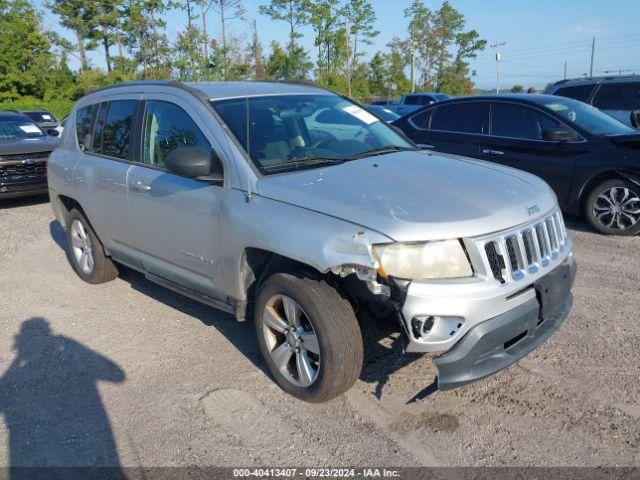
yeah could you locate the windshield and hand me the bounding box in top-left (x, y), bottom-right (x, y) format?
top-left (542, 97), bottom-right (636, 136)
top-left (24, 111), bottom-right (57, 123)
top-left (212, 94), bottom-right (413, 174)
top-left (0, 118), bottom-right (45, 139)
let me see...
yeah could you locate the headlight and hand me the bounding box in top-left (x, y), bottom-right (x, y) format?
top-left (373, 240), bottom-right (473, 280)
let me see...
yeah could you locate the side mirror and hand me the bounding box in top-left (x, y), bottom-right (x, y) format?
top-left (630, 110), bottom-right (640, 129)
top-left (543, 129), bottom-right (577, 142)
top-left (47, 128), bottom-right (60, 137)
top-left (165, 146), bottom-right (223, 182)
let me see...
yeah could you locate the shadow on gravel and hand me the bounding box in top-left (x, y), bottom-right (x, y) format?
top-left (0, 317), bottom-right (126, 479)
top-left (48, 219), bottom-right (437, 402)
top-left (358, 311), bottom-right (435, 401)
top-left (0, 194), bottom-right (49, 210)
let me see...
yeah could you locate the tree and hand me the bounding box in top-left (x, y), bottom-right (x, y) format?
top-left (403, 0), bottom-right (485, 93)
top-left (47, 0), bottom-right (97, 71)
top-left (92, 0), bottom-right (125, 72)
top-left (173, 25), bottom-right (207, 80)
top-left (344, 0), bottom-right (378, 92)
top-left (122, 0), bottom-right (172, 79)
top-left (308, 0), bottom-right (344, 84)
top-left (511, 85), bottom-right (524, 93)
top-left (0, 0), bottom-right (56, 100)
top-left (247, 20), bottom-right (266, 80)
top-left (259, 0), bottom-right (309, 54)
top-left (210, 0), bottom-right (245, 79)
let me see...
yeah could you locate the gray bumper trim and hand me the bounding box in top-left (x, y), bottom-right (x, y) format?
top-left (434, 258), bottom-right (576, 390)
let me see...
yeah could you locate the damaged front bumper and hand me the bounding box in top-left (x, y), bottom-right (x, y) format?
top-left (398, 251), bottom-right (576, 390)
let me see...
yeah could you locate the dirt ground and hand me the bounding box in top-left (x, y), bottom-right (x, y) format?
top-left (0, 195), bottom-right (638, 469)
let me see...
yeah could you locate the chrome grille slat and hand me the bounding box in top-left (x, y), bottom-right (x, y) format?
top-left (480, 208), bottom-right (568, 284)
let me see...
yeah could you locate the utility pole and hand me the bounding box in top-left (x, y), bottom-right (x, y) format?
top-left (491, 41), bottom-right (506, 94)
top-left (589, 37), bottom-right (595, 78)
top-left (563, 61), bottom-right (567, 80)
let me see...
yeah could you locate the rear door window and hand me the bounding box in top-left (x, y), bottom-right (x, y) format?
top-left (75, 104), bottom-right (98, 150)
top-left (93, 100), bottom-right (137, 160)
top-left (553, 84), bottom-right (595, 103)
top-left (429, 102), bottom-right (486, 134)
top-left (592, 82), bottom-right (640, 110)
top-left (490, 102), bottom-right (568, 140)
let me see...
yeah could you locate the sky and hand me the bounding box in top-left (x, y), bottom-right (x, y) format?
top-left (35, 0), bottom-right (640, 91)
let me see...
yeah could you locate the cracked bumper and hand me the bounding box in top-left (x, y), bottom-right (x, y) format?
top-left (433, 256), bottom-right (576, 390)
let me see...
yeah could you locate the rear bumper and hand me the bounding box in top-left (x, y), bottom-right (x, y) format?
top-left (434, 256), bottom-right (576, 390)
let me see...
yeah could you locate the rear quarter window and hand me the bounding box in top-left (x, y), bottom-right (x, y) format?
top-left (75, 104), bottom-right (99, 150)
top-left (553, 84), bottom-right (595, 103)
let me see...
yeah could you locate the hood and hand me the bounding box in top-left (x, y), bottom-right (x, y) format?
top-left (0, 136), bottom-right (59, 157)
top-left (256, 150), bottom-right (558, 242)
top-left (0, 135), bottom-right (60, 158)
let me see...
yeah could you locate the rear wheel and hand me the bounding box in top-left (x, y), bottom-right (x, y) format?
top-left (66, 209), bottom-right (118, 283)
top-left (585, 179), bottom-right (640, 236)
top-left (255, 272), bottom-right (363, 403)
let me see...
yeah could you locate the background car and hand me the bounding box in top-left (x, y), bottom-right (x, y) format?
top-left (0, 111), bottom-right (59, 199)
top-left (385, 92), bottom-right (451, 116)
top-left (15, 110), bottom-right (60, 135)
top-left (393, 94), bottom-right (640, 235)
top-left (363, 105), bottom-right (400, 122)
top-left (545, 76), bottom-right (640, 128)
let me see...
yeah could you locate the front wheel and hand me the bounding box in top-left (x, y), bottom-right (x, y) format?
top-left (255, 272), bottom-right (363, 403)
top-left (585, 179), bottom-right (640, 236)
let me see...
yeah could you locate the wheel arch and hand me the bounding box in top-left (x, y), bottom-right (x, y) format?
top-left (578, 170), bottom-right (640, 211)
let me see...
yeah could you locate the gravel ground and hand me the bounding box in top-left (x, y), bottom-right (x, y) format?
top-left (0, 195), bottom-right (638, 469)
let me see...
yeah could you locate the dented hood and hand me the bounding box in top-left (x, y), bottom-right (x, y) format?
top-left (256, 150), bottom-right (557, 242)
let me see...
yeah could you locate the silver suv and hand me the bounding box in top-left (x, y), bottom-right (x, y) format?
top-left (48, 81), bottom-right (576, 402)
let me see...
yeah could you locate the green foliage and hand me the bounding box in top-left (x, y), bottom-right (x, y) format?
top-left (0, 96), bottom-right (75, 119)
top-left (0, 0), bottom-right (56, 100)
top-left (0, 0), bottom-right (487, 114)
top-left (511, 85), bottom-right (524, 93)
top-left (404, 0), bottom-right (485, 94)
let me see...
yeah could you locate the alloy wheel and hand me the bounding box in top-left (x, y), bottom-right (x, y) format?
top-left (262, 294), bottom-right (321, 388)
top-left (593, 186), bottom-right (640, 231)
top-left (70, 219), bottom-right (94, 274)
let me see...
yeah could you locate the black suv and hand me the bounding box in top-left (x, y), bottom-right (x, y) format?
top-left (545, 76), bottom-right (640, 128)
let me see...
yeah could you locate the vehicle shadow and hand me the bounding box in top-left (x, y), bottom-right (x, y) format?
top-left (49, 219), bottom-right (436, 402)
top-left (0, 317), bottom-right (126, 480)
top-left (0, 194), bottom-right (49, 210)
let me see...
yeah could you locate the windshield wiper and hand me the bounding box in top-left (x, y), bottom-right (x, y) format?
top-left (343, 145), bottom-right (417, 161)
top-left (262, 155), bottom-right (345, 172)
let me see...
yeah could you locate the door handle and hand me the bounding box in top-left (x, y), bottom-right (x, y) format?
top-left (417, 143), bottom-right (435, 150)
top-left (481, 148), bottom-right (504, 156)
top-left (129, 181), bottom-right (152, 192)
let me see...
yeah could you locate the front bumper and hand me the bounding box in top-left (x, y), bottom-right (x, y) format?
top-left (0, 181), bottom-right (48, 199)
top-left (400, 253), bottom-right (576, 390)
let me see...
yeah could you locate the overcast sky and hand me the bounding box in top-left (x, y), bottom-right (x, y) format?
top-left (35, 0), bottom-right (640, 90)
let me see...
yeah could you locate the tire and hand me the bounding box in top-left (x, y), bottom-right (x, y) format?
top-left (254, 272), bottom-right (363, 403)
top-left (584, 179), bottom-right (640, 236)
top-left (66, 208), bottom-right (118, 284)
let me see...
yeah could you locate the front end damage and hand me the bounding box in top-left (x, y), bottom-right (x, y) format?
top-left (329, 208), bottom-right (577, 392)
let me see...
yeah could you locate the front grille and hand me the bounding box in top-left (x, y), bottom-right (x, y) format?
top-left (480, 208), bottom-right (569, 284)
top-left (484, 241), bottom-right (505, 284)
top-left (0, 159), bottom-right (48, 186)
